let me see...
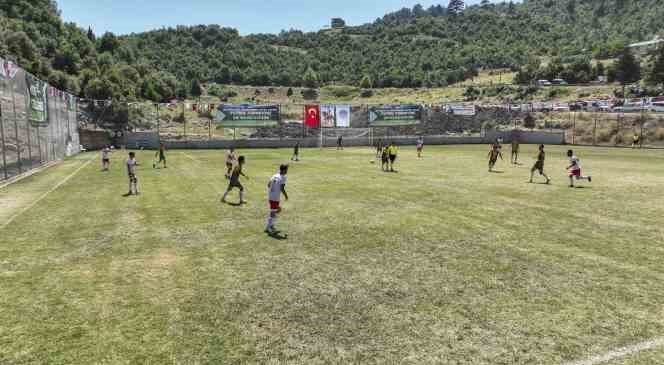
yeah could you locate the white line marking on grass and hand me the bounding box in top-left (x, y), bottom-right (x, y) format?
top-left (1, 158), bottom-right (93, 230)
top-left (563, 337), bottom-right (664, 365)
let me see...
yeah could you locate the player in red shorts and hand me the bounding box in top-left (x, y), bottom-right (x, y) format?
top-left (265, 164), bottom-right (289, 234)
top-left (566, 149), bottom-right (592, 188)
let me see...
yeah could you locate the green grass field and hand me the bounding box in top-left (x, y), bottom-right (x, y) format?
top-left (1, 145), bottom-right (664, 364)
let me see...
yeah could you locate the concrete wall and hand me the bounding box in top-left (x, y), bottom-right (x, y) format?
top-left (123, 130), bottom-right (565, 150)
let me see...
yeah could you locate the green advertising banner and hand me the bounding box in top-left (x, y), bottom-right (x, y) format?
top-left (368, 105), bottom-right (422, 126)
top-left (26, 74), bottom-right (48, 125)
top-left (216, 104), bottom-right (280, 127)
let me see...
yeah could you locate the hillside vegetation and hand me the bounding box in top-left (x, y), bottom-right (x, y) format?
top-left (1, 0), bottom-right (664, 102)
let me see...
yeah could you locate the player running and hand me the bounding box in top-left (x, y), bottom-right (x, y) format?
top-left (222, 156), bottom-right (248, 204)
top-left (488, 143), bottom-right (503, 172)
top-left (387, 142), bottom-right (398, 172)
top-left (376, 138), bottom-right (384, 159)
top-left (566, 149), bottom-right (592, 187)
top-left (337, 135), bottom-right (344, 150)
top-left (511, 138), bottom-right (520, 165)
top-left (126, 152), bottom-right (139, 196)
top-left (265, 164), bottom-right (289, 234)
top-left (225, 147), bottom-right (237, 178)
top-left (101, 145), bottom-right (111, 171)
top-left (416, 137), bottom-right (424, 158)
top-left (154, 143), bottom-right (167, 169)
top-left (529, 144), bottom-right (551, 184)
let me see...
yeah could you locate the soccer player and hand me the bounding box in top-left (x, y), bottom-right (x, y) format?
top-left (154, 143), bottom-right (167, 169)
top-left (566, 149), bottom-right (592, 187)
top-left (387, 141), bottom-right (398, 172)
top-left (376, 138), bottom-right (384, 159)
top-left (488, 143), bottom-right (503, 172)
top-left (416, 137), bottom-right (424, 158)
top-left (380, 146), bottom-right (389, 171)
top-left (225, 147), bottom-right (237, 178)
top-left (511, 138), bottom-right (520, 165)
top-left (291, 142), bottom-right (300, 162)
top-left (222, 156), bottom-right (248, 204)
top-left (632, 133), bottom-right (641, 149)
top-left (126, 152), bottom-right (139, 196)
top-left (265, 164), bottom-right (289, 234)
top-left (101, 145), bottom-right (111, 171)
top-left (529, 144), bottom-right (551, 184)
top-left (337, 135), bottom-right (343, 150)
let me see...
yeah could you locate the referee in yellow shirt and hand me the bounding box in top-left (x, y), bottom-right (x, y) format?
top-left (387, 142), bottom-right (398, 172)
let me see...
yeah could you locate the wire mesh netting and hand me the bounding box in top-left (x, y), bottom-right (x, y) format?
top-left (0, 58), bottom-right (80, 181)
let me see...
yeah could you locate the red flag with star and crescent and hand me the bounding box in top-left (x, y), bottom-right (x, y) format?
top-left (304, 105), bottom-right (320, 128)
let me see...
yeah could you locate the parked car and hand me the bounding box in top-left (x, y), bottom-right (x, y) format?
top-left (537, 80), bottom-right (552, 86)
top-left (551, 79), bottom-right (568, 86)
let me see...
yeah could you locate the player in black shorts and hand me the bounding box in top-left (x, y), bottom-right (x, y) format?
top-left (222, 156), bottom-right (248, 204)
top-left (381, 147), bottom-right (389, 172)
top-left (529, 144), bottom-right (551, 184)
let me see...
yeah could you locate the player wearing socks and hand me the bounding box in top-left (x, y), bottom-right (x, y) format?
top-left (566, 149), bottom-right (592, 187)
top-left (225, 148), bottom-right (237, 178)
top-left (488, 143), bottom-right (503, 172)
top-left (529, 144), bottom-right (551, 184)
top-left (416, 137), bottom-right (424, 158)
top-left (381, 147), bottom-right (389, 172)
top-left (101, 145), bottom-right (111, 171)
top-left (387, 142), bottom-right (398, 172)
top-left (222, 156), bottom-right (248, 204)
top-left (126, 152), bottom-right (139, 196)
top-left (511, 138), bottom-right (520, 165)
top-left (291, 142), bottom-right (300, 162)
top-left (265, 164), bottom-right (289, 234)
top-left (154, 143), bottom-right (167, 169)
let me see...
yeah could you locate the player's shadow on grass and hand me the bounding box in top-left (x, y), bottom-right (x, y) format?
top-left (224, 201), bottom-right (244, 207)
top-left (489, 170), bottom-right (505, 174)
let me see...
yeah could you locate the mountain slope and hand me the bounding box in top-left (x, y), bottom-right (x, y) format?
top-left (1, 0), bottom-right (664, 101)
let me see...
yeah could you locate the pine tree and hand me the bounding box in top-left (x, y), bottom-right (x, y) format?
top-left (648, 45), bottom-right (664, 86)
top-left (447, 0), bottom-right (465, 15)
top-left (87, 27), bottom-right (96, 42)
top-left (614, 47), bottom-right (641, 95)
top-left (190, 80), bottom-right (202, 98)
top-left (360, 75), bottom-right (373, 89)
top-left (303, 67), bottom-right (319, 89)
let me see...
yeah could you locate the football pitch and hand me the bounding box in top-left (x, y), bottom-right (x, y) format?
top-left (1, 144), bottom-right (664, 364)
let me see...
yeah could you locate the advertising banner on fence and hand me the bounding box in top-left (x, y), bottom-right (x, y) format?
top-left (320, 104), bottom-right (336, 128)
top-left (335, 105), bottom-right (351, 128)
top-left (369, 105), bottom-right (421, 126)
top-left (304, 104), bottom-right (320, 128)
top-left (445, 104), bottom-right (476, 116)
top-left (216, 104), bottom-right (280, 127)
top-left (26, 73), bottom-right (49, 125)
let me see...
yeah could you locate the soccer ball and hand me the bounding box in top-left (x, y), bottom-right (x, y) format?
top-left (370, 160), bottom-right (375, 164)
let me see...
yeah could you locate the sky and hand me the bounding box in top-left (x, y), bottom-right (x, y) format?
top-left (57, 0), bottom-right (485, 36)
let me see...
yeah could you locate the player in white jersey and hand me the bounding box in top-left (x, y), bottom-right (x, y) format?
top-left (101, 145), bottom-right (112, 171)
top-left (126, 152), bottom-right (139, 196)
top-left (265, 164), bottom-right (289, 234)
top-left (566, 149), bottom-right (592, 188)
top-left (416, 137), bottom-right (424, 158)
top-left (225, 148), bottom-right (237, 178)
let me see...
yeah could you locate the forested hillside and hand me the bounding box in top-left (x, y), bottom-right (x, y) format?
top-left (1, 0), bottom-right (664, 102)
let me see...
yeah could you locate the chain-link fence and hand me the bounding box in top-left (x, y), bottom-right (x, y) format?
top-left (78, 97), bottom-right (664, 150)
top-left (0, 58), bottom-right (80, 182)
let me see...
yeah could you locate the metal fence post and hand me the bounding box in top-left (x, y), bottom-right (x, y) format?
top-left (0, 103), bottom-right (8, 180)
top-left (593, 117), bottom-right (597, 146)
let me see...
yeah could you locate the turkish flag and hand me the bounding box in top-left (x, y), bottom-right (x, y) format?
top-left (304, 105), bottom-right (320, 128)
